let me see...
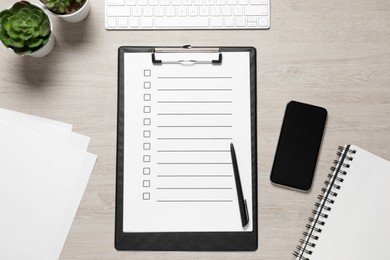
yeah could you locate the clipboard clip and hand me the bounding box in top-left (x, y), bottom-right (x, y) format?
top-left (152, 45), bottom-right (222, 65)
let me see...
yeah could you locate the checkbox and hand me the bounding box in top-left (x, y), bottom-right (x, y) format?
top-left (144, 70), bottom-right (151, 77)
top-left (144, 106), bottom-right (151, 113)
top-left (143, 192), bottom-right (150, 200)
top-left (144, 118), bottom-right (151, 125)
top-left (144, 94), bottom-right (151, 101)
top-left (143, 143), bottom-right (151, 150)
top-left (143, 180), bottom-right (150, 187)
top-left (143, 167), bottom-right (150, 175)
top-left (144, 82), bottom-right (151, 89)
top-left (143, 130), bottom-right (151, 138)
top-left (143, 155), bottom-right (151, 162)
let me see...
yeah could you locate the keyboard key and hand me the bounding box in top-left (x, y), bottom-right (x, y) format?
top-left (166, 7), bottom-right (176, 16)
top-left (222, 6), bottom-right (232, 16)
top-left (149, 0), bottom-right (159, 5)
top-left (160, 0), bottom-right (170, 5)
top-left (199, 6), bottom-right (209, 16)
top-left (137, 0), bottom-right (148, 5)
top-left (107, 7), bottom-right (131, 16)
top-left (155, 17), bottom-right (209, 27)
top-left (132, 7), bottom-right (142, 16)
top-left (107, 0), bottom-right (125, 5)
top-left (155, 7), bottom-right (164, 16)
top-left (210, 6), bottom-right (220, 16)
top-left (236, 17), bottom-right (245, 26)
top-left (140, 18), bottom-right (153, 27)
top-left (188, 7), bottom-right (198, 16)
top-left (258, 16), bottom-right (268, 27)
top-left (233, 6), bottom-right (243, 15)
top-left (183, 0), bottom-right (192, 5)
top-left (250, 0), bottom-right (266, 4)
top-left (126, 0), bottom-right (136, 5)
top-left (239, 0), bottom-right (248, 5)
top-left (225, 17), bottom-right (234, 26)
top-left (172, 0), bottom-right (181, 5)
top-left (244, 5), bottom-right (266, 16)
top-left (205, 0), bottom-right (215, 6)
top-left (217, 0), bottom-right (226, 5)
top-left (177, 7), bottom-right (187, 16)
top-left (194, 0), bottom-right (204, 5)
top-left (143, 7), bottom-right (153, 16)
top-left (129, 17), bottom-right (139, 27)
top-left (247, 16), bottom-right (257, 26)
top-left (106, 18), bottom-right (117, 28)
top-left (210, 17), bottom-right (223, 27)
top-left (227, 0), bottom-right (237, 5)
top-left (118, 18), bottom-right (129, 27)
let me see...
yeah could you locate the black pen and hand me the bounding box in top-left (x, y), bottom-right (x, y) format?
top-left (230, 143), bottom-right (249, 228)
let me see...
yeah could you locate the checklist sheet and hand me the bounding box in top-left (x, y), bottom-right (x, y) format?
top-left (122, 51), bottom-right (253, 232)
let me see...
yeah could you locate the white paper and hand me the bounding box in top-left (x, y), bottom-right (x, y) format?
top-left (123, 52), bottom-right (253, 232)
top-left (0, 121), bottom-right (95, 260)
top-left (0, 108), bottom-right (72, 130)
top-left (0, 108), bottom-right (89, 150)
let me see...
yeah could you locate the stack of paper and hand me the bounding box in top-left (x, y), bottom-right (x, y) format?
top-left (0, 108), bottom-right (97, 260)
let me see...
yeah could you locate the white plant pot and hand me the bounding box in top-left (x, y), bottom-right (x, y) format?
top-left (28, 34), bottom-right (55, 58)
top-left (5, 2), bottom-right (55, 58)
top-left (48, 0), bottom-right (91, 23)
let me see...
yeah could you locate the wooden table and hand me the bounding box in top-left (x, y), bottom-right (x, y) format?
top-left (1, 0), bottom-right (390, 259)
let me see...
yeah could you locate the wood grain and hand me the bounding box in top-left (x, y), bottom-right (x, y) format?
top-left (1, 0), bottom-right (390, 259)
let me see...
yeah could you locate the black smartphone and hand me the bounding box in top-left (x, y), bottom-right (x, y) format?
top-left (270, 101), bottom-right (327, 191)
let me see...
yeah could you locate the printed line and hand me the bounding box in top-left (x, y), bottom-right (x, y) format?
top-left (157, 88), bottom-right (232, 91)
top-left (157, 162), bottom-right (232, 165)
top-left (157, 77), bottom-right (232, 79)
top-left (157, 200), bottom-right (233, 202)
top-left (157, 175), bottom-right (233, 177)
top-left (157, 125), bottom-right (232, 128)
top-left (157, 137), bottom-right (232, 140)
top-left (157, 150), bottom-right (230, 153)
top-left (157, 101), bottom-right (232, 104)
top-left (157, 187), bottom-right (232, 190)
top-left (157, 113), bottom-right (232, 116)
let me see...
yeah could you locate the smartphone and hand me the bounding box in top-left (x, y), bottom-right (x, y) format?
top-left (270, 101), bottom-right (327, 191)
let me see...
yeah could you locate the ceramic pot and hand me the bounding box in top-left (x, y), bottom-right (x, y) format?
top-left (45, 0), bottom-right (91, 23)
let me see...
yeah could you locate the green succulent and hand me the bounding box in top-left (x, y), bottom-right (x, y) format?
top-left (0, 1), bottom-right (51, 55)
top-left (40, 0), bottom-right (85, 15)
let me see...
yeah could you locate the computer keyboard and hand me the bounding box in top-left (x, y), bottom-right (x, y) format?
top-left (105, 0), bottom-right (270, 29)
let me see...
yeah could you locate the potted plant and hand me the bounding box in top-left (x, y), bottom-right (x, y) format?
top-left (0, 1), bottom-right (54, 58)
top-left (39, 0), bottom-right (91, 23)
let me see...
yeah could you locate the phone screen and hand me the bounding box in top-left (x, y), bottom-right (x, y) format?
top-left (270, 101), bottom-right (327, 191)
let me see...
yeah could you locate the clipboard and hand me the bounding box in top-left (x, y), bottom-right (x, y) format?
top-left (115, 46), bottom-right (258, 251)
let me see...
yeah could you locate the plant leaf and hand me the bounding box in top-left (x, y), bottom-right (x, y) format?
top-left (0, 10), bottom-right (12, 24)
top-left (27, 37), bottom-right (43, 48)
top-left (19, 31), bottom-right (32, 40)
top-left (40, 20), bottom-right (51, 37)
top-left (1, 16), bottom-right (11, 32)
top-left (7, 27), bottom-right (20, 39)
top-left (11, 1), bottom-right (31, 13)
top-left (9, 37), bottom-right (25, 48)
top-left (13, 46), bottom-right (32, 55)
top-left (0, 28), bottom-right (11, 47)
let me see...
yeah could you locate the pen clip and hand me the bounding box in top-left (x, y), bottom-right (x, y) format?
top-left (243, 199), bottom-right (249, 227)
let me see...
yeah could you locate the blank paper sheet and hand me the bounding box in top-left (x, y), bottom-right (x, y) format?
top-left (123, 52), bottom-right (253, 232)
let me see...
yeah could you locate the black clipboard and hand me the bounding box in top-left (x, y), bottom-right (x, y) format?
top-left (115, 46), bottom-right (257, 251)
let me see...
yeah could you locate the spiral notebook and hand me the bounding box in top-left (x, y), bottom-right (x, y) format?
top-left (294, 144), bottom-right (390, 260)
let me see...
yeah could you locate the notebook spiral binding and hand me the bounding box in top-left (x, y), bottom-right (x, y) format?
top-left (293, 144), bottom-right (356, 260)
